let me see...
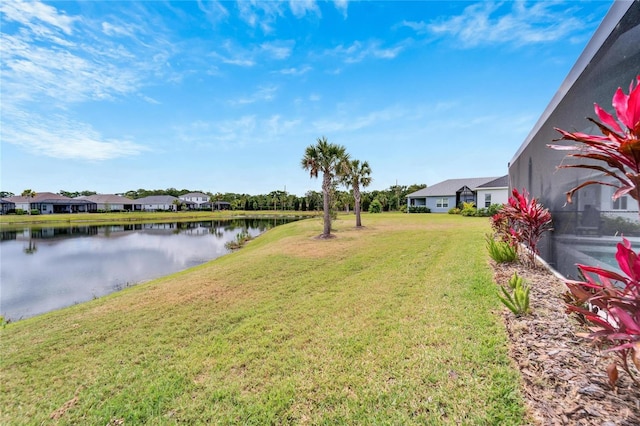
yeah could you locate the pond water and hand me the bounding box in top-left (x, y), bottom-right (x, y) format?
top-left (0, 218), bottom-right (297, 321)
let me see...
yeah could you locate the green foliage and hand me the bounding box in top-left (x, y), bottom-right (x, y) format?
top-left (407, 206), bottom-right (430, 213)
top-left (448, 207), bottom-right (461, 215)
top-left (497, 273), bottom-right (530, 316)
top-left (368, 199), bottom-right (383, 213)
top-left (15, 209), bottom-right (26, 215)
top-left (486, 236), bottom-right (518, 263)
top-left (224, 229), bottom-right (252, 250)
top-left (30, 209), bottom-right (40, 215)
top-left (460, 201), bottom-right (477, 217)
top-left (601, 215), bottom-right (640, 236)
top-left (475, 204), bottom-right (503, 217)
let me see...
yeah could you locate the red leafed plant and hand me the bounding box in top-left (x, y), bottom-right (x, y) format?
top-left (551, 77), bottom-right (640, 387)
top-left (549, 75), bottom-right (640, 204)
top-left (564, 238), bottom-right (640, 386)
top-left (499, 188), bottom-right (553, 267)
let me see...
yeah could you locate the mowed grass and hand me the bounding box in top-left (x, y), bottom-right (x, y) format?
top-left (0, 213), bottom-right (526, 425)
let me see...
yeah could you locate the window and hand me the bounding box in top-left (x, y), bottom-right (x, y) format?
top-left (484, 193), bottom-right (492, 208)
top-left (613, 196), bottom-right (628, 210)
top-left (436, 198), bottom-right (449, 208)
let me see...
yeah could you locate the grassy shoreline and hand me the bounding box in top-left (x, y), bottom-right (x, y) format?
top-left (0, 213), bottom-right (526, 424)
top-left (0, 210), bottom-right (319, 227)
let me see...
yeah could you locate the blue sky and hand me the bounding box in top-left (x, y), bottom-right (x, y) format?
top-left (0, 0), bottom-right (612, 196)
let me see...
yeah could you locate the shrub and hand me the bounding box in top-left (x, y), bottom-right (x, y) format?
top-left (448, 207), bottom-right (461, 215)
top-left (564, 238), bottom-right (640, 386)
top-left (552, 77), bottom-right (640, 387)
top-left (498, 272), bottom-right (530, 316)
top-left (15, 209), bottom-right (25, 215)
top-left (486, 236), bottom-right (518, 263)
top-left (30, 209), bottom-right (40, 215)
top-left (225, 230), bottom-right (252, 250)
top-left (601, 216), bottom-right (640, 237)
top-left (500, 188), bottom-right (553, 267)
top-left (460, 201), bottom-right (476, 217)
top-left (408, 206), bottom-right (430, 213)
top-left (368, 199), bottom-right (382, 213)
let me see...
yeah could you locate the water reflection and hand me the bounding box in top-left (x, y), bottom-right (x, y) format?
top-left (0, 218), bottom-right (296, 321)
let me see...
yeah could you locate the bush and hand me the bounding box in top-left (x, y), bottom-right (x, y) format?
top-left (369, 199), bottom-right (382, 213)
top-left (500, 188), bottom-right (553, 267)
top-left (601, 216), bottom-right (640, 237)
top-left (448, 207), bottom-right (461, 215)
top-left (498, 272), bottom-right (530, 316)
top-left (486, 237), bottom-right (518, 263)
top-left (15, 209), bottom-right (25, 215)
top-left (563, 237), bottom-right (640, 387)
top-left (460, 201), bottom-right (476, 216)
top-left (30, 209), bottom-right (40, 215)
top-left (408, 206), bottom-right (430, 213)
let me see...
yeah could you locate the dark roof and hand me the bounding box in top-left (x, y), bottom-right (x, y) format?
top-left (135, 195), bottom-right (179, 204)
top-left (476, 175), bottom-right (508, 189)
top-left (5, 192), bottom-right (95, 205)
top-left (76, 194), bottom-right (134, 204)
top-left (407, 177), bottom-right (500, 198)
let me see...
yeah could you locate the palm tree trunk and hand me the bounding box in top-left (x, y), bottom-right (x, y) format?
top-left (354, 188), bottom-right (362, 227)
top-left (322, 172), bottom-right (332, 236)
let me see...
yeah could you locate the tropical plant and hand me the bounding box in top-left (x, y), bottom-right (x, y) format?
top-left (341, 159), bottom-right (372, 227)
top-left (301, 136), bottom-right (348, 238)
top-left (486, 237), bottom-right (518, 263)
top-left (500, 188), bottom-right (553, 267)
top-left (497, 272), bottom-right (530, 316)
top-left (549, 75), bottom-right (640, 205)
top-left (563, 238), bottom-right (640, 386)
top-left (368, 199), bottom-right (382, 213)
top-left (21, 189), bottom-right (36, 215)
top-left (550, 78), bottom-right (640, 387)
top-left (460, 201), bottom-right (477, 217)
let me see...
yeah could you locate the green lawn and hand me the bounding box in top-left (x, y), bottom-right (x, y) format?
top-left (0, 213), bottom-right (526, 425)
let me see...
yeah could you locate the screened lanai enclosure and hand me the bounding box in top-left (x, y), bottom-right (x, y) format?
top-left (508, 1), bottom-right (640, 279)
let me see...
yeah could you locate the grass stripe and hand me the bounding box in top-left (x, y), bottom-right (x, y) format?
top-left (0, 213), bottom-right (525, 425)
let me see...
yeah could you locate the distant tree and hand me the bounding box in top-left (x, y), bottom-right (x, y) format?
top-left (341, 159), bottom-right (372, 227)
top-left (21, 189), bottom-right (37, 214)
top-left (301, 136), bottom-right (348, 238)
top-left (369, 199), bottom-right (383, 213)
top-left (0, 191), bottom-right (14, 198)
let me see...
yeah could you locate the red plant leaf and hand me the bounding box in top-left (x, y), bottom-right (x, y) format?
top-left (610, 306), bottom-right (640, 334)
top-left (577, 264), bottom-right (628, 283)
top-left (595, 102), bottom-right (623, 134)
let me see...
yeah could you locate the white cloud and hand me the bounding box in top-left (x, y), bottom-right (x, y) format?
top-left (175, 114), bottom-right (302, 151)
top-left (229, 85), bottom-right (278, 106)
top-left (278, 65), bottom-right (312, 75)
top-left (333, 0), bottom-right (349, 18)
top-left (197, 0), bottom-right (229, 25)
top-left (326, 40), bottom-right (405, 64)
top-left (237, 1), bottom-right (284, 33)
top-left (289, 0), bottom-right (320, 18)
top-left (417, 1), bottom-right (587, 47)
top-left (1, 108), bottom-right (148, 160)
top-left (0, 0), bottom-right (77, 35)
top-left (260, 41), bottom-right (294, 59)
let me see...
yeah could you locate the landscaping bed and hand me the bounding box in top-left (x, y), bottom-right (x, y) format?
top-left (492, 261), bottom-right (640, 425)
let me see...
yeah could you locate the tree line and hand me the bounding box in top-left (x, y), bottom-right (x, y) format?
top-left (2, 186), bottom-right (426, 212)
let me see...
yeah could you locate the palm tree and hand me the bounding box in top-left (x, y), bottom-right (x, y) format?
top-left (342, 159), bottom-right (372, 227)
top-left (301, 136), bottom-right (348, 238)
top-left (21, 189), bottom-right (36, 215)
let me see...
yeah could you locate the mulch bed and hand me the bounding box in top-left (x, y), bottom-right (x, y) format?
top-left (492, 262), bottom-right (640, 426)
